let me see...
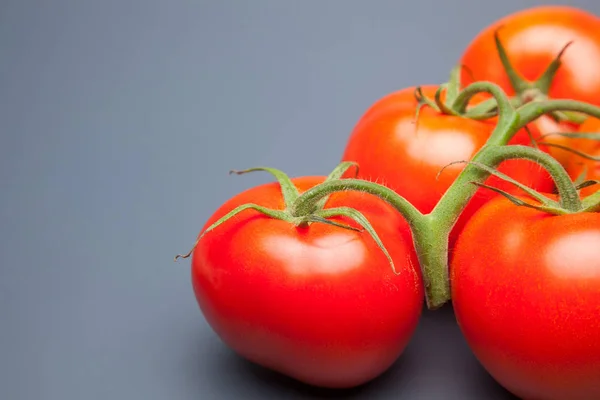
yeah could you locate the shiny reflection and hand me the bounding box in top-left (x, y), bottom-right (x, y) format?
top-left (510, 26), bottom-right (600, 89)
top-left (503, 229), bottom-right (525, 254)
top-left (396, 120), bottom-right (477, 167)
top-left (545, 231), bottom-right (600, 279)
top-left (262, 233), bottom-right (366, 275)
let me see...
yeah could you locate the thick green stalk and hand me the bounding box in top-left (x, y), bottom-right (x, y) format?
top-left (292, 179), bottom-right (423, 224)
top-left (407, 81), bottom-right (521, 308)
top-left (293, 179), bottom-right (451, 308)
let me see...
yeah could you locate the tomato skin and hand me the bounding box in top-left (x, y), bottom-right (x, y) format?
top-left (191, 176), bottom-right (423, 389)
top-left (451, 196), bottom-right (600, 400)
top-left (341, 102), bottom-right (554, 247)
top-left (460, 6), bottom-right (600, 106)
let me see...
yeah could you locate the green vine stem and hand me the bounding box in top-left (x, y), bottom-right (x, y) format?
top-left (299, 81), bottom-right (600, 309)
top-left (518, 100), bottom-right (600, 126)
top-left (297, 82), bottom-right (520, 308)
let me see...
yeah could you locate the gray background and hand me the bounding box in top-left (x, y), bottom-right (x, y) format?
top-left (1, 0), bottom-right (598, 399)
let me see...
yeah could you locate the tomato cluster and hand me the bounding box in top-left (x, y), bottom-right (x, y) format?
top-left (178, 6), bottom-right (600, 400)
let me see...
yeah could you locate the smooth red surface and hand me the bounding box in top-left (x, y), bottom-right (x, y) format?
top-left (460, 6), bottom-right (600, 107)
top-left (191, 176), bottom-right (424, 389)
top-left (451, 196), bottom-right (600, 400)
top-left (341, 101), bottom-right (554, 248)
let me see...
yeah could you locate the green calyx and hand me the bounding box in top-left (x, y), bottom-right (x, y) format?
top-left (492, 28), bottom-right (587, 125)
top-left (413, 64), bottom-right (520, 121)
top-left (413, 65), bottom-right (477, 119)
top-left (173, 161), bottom-right (400, 274)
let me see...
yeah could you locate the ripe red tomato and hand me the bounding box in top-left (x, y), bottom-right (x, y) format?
top-left (451, 195), bottom-right (600, 400)
top-left (341, 101), bottom-right (554, 248)
top-left (460, 6), bottom-right (600, 106)
top-left (190, 176), bottom-right (424, 388)
top-left (459, 6), bottom-right (600, 166)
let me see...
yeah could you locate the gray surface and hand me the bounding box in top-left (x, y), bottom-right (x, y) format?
top-left (1, 0), bottom-right (598, 399)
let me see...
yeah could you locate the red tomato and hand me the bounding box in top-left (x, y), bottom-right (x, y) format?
top-left (451, 195), bottom-right (600, 400)
top-left (341, 102), bottom-right (554, 248)
top-left (190, 176), bottom-right (423, 389)
top-left (459, 6), bottom-right (600, 165)
top-left (460, 6), bottom-right (600, 106)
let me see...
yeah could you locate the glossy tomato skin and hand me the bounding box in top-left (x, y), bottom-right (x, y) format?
top-left (191, 176), bottom-right (424, 389)
top-left (460, 6), bottom-right (600, 106)
top-left (341, 103), bottom-right (554, 248)
top-left (451, 196), bottom-right (600, 400)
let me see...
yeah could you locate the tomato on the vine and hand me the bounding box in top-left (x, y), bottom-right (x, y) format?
top-left (188, 175), bottom-right (423, 389)
top-left (460, 6), bottom-right (600, 106)
top-left (459, 6), bottom-right (600, 166)
top-left (451, 194), bottom-right (600, 400)
top-left (340, 96), bottom-right (554, 247)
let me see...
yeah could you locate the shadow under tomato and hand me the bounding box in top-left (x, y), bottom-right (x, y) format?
top-left (234, 346), bottom-right (418, 399)
top-left (185, 303), bottom-right (519, 399)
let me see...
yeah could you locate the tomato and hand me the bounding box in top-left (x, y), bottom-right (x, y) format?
top-left (459, 6), bottom-right (600, 165)
top-left (190, 176), bottom-right (423, 389)
top-left (460, 6), bottom-right (600, 107)
top-left (340, 101), bottom-right (554, 248)
top-left (451, 195), bottom-right (600, 400)
top-left (564, 117), bottom-right (600, 196)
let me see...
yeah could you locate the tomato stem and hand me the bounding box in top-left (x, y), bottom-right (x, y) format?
top-left (311, 161), bottom-right (359, 212)
top-left (518, 99), bottom-right (600, 128)
top-left (582, 190), bottom-right (600, 212)
top-left (533, 41), bottom-right (573, 96)
top-left (475, 145), bottom-right (582, 212)
top-left (444, 65), bottom-right (462, 104)
top-left (293, 85), bottom-right (600, 309)
top-left (493, 28), bottom-right (531, 94)
top-left (293, 178), bottom-right (452, 308)
top-left (230, 167), bottom-right (300, 208)
top-left (292, 179), bottom-right (423, 224)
